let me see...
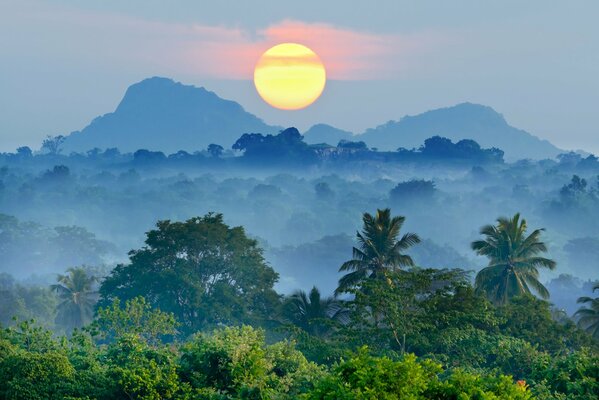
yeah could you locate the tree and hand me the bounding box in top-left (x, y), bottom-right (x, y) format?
top-left (91, 297), bottom-right (178, 345)
top-left (305, 347), bottom-right (532, 400)
top-left (336, 208), bottom-right (420, 295)
top-left (337, 140), bottom-right (368, 150)
top-left (0, 351), bottom-right (75, 399)
top-left (389, 179), bottom-right (436, 203)
top-left (232, 127), bottom-right (318, 165)
top-left (499, 295), bottom-right (594, 352)
top-left (575, 283), bottom-right (599, 339)
top-left (51, 226), bottom-right (115, 268)
top-left (207, 143), bottom-right (224, 158)
top-left (51, 267), bottom-right (97, 332)
top-left (179, 325), bottom-right (323, 398)
top-left (41, 135), bottom-right (65, 155)
top-left (472, 213), bottom-right (556, 305)
top-left (314, 182), bottom-right (334, 200)
top-left (15, 146), bottom-right (32, 158)
top-left (282, 286), bottom-right (347, 336)
top-left (99, 213), bottom-right (279, 335)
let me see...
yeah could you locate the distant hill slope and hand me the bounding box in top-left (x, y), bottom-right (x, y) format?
top-left (303, 124), bottom-right (354, 146)
top-left (358, 103), bottom-right (562, 160)
top-left (63, 77), bottom-right (281, 153)
top-left (63, 78), bottom-right (562, 160)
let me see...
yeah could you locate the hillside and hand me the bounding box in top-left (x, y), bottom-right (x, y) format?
top-left (358, 103), bottom-right (561, 160)
top-left (63, 77), bottom-right (281, 153)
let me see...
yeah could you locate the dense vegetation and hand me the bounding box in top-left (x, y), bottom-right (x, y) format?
top-left (0, 208), bottom-right (597, 399)
top-left (1, 130), bottom-right (598, 398)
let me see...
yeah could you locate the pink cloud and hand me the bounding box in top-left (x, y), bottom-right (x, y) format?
top-left (3, 1), bottom-right (446, 81)
top-left (181, 20), bottom-right (442, 80)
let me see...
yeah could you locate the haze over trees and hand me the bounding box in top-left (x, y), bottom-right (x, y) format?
top-left (0, 76), bottom-right (598, 398)
top-left (1, 208), bottom-right (596, 399)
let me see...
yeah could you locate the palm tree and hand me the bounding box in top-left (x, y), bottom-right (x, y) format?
top-left (51, 267), bottom-right (98, 332)
top-left (283, 286), bottom-right (347, 336)
top-left (471, 213), bottom-right (556, 305)
top-left (336, 208), bottom-right (420, 295)
top-left (574, 283), bottom-right (599, 339)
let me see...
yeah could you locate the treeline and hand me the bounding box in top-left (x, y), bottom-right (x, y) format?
top-left (2, 128), bottom-right (510, 167)
top-left (1, 210), bottom-right (598, 399)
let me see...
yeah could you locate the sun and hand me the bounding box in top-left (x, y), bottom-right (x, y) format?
top-left (254, 43), bottom-right (326, 110)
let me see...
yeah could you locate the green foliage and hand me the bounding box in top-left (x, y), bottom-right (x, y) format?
top-left (0, 274), bottom-right (57, 328)
top-left (0, 209), bottom-right (596, 399)
top-left (520, 348), bottom-right (599, 400)
top-left (472, 213), bottom-right (556, 304)
top-left (99, 214), bottom-right (280, 336)
top-left (0, 350), bottom-right (75, 399)
top-left (104, 335), bottom-right (185, 400)
top-left (499, 295), bottom-right (595, 353)
top-left (306, 347), bottom-right (532, 400)
top-left (336, 208), bottom-right (420, 295)
top-left (344, 268), bottom-right (473, 354)
top-left (91, 297), bottom-right (178, 345)
top-left (179, 325), bottom-right (324, 399)
top-left (281, 286), bottom-right (347, 337)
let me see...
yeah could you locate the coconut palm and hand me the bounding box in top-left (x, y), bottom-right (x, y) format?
top-left (472, 213), bottom-right (556, 305)
top-left (283, 286), bottom-right (347, 336)
top-left (51, 267), bottom-right (98, 332)
top-left (574, 283), bottom-right (599, 339)
top-left (336, 208), bottom-right (420, 295)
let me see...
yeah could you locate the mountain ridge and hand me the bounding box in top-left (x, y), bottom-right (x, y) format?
top-left (63, 77), bottom-right (281, 153)
top-left (62, 77), bottom-right (563, 159)
top-left (357, 102), bottom-right (561, 160)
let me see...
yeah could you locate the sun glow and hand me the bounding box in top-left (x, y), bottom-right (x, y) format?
top-left (253, 43), bottom-right (326, 110)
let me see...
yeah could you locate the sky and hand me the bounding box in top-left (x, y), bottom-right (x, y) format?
top-left (0, 0), bottom-right (598, 153)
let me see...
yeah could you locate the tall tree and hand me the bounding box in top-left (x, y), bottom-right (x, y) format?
top-left (283, 286), bottom-right (347, 336)
top-left (98, 213), bottom-right (279, 335)
top-left (575, 283), bottom-right (599, 339)
top-left (336, 208), bottom-right (420, 295)
top-left (472, 213), bottom-right (556, 305)
top-left (51, 267), bottom-right (97, 332)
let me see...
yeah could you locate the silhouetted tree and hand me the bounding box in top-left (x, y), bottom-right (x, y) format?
top-left (283, 286), bottom-right (347, 336)
top-left (16, 146), bottom-right (32, 158)
top-left (337, 140), bottom-right (368, 150)
top-left (389, 180), bottom-right (436, 203)
top-left (233, 127), bottom-right (318, 165)
top-left (41, 135), bottom-right (65, 155)
top-left (207, 144), bottom-right (224, 158)
top-left (51, 267), bottom-right (97, 332)
top-left (575, 283), bottom-right (599, 339)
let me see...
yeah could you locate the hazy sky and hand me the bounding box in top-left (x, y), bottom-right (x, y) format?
top-left (1, 0), bottom-right (597, 153)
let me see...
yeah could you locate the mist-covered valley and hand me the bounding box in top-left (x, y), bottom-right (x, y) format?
top-left (1, 126), bottom-right (598, 306)
top-left (1, 71), bottom-right (598, 398)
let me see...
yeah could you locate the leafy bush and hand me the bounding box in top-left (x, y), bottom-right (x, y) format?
top-left (306, 347), bottom-right (532, 399)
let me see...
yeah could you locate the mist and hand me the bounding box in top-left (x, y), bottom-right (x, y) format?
top-left (1, 132), bottom-right (597, 315)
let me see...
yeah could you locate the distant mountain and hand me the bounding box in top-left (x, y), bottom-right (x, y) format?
top-left (303, 124), bottom-right (354, 146)
top-left (63, 78), bottom-right (562, 160)
top-left (358, 103), bottom-right (562, 160)
top-left (63, 77), bottom-right (281, 153)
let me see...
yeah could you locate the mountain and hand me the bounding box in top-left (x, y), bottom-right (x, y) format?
top-left (63, 77), bottom-right (281, 153)
top-left (303, 124), bottom-right (354, 146)
top-left (358, 103), bottom-right (562, 160)
top-left (63, 78), bottom-right (562, 160)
